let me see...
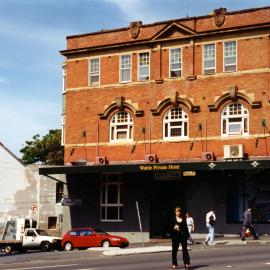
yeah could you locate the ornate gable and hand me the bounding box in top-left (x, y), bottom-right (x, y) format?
top-left (151, 22), bottom-right (196, 40)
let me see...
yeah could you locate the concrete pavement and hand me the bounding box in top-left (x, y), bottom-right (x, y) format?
top-left (96, 234), bottom-right (270, 256)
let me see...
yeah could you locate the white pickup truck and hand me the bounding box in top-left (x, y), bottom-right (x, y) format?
top-left (0, 219), bottom-right (62, 254)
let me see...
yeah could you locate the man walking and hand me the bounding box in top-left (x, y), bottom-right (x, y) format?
top-left (205, 207), bottom-right (216, 245)
top-left (241, 207), bottom-right (258, 240)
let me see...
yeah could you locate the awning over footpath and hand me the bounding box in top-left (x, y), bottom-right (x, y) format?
top-left (39, 159), bottom-right (270, 175)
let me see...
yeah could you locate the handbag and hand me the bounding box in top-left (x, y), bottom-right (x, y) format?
top-left (245, 228), bottom-right (251, 237)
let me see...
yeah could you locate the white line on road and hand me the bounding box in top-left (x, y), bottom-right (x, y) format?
top-left (5, 264), bottom-right (78, 270)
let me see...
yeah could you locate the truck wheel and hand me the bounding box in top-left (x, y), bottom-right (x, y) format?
top-left (102, 240), bottom-right (111, 248)
top-left (64, 242), bottom-right (73, 251)
top-left (41, 241), bottom-right (51, 252)
top-left (4, 245), bottom-right (13, 254)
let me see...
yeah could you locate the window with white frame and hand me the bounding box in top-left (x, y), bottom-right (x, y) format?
top-left (110, 111), bottom-right (133, 141)
top-left (138, 52), bottom-right (149, 81)
top-left (89, 58), bottom-right (100, 86)
top-left (61, 115), bottom-right (65, 145)
top-left (170, 48), bottom-right (182, 77)
top-left (62, 62), bottom-right (66, 93)
top-left (100, 174), bottom-right (123, 221)
top-left (203, 44), bottom-right (216, 74)
top-left (120, 54), bottom-right (131, 82)
top-left (221, 103), bottom-right (249, 136)
top-left (224, 41), bottom-right (237, 72)
top-left (163, 107), bottom-right (188, 139)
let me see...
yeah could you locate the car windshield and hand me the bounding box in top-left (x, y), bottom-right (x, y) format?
top-left (94, 228), bottom-right (108, 235)
top-left (35, 229), bottom-right (49, 236)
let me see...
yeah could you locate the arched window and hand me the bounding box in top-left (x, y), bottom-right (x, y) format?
top-left (163, 107), bottom-right (188, 139)
top-left (110, 111), bottom-right (133, 141)
top-left (221, 102), bottom-right (249, 136)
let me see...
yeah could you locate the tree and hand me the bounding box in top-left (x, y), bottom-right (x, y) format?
top-left (20, 129), bottom-right (64, 165)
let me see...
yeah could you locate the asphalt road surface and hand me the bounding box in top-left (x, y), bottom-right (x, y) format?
top-left (0, 245), bottom-right (270, 270)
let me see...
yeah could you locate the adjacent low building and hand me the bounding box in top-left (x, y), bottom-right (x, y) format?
top-left (0, 143), bottom-right (69, 238)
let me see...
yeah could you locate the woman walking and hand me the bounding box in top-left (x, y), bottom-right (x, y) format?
top-left (170, 206), bottom-right (191, 269)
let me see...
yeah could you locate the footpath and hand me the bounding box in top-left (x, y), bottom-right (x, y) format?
top-left (95, 234), bottom-right (270, 256)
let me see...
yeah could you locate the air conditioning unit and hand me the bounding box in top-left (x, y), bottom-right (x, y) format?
top-left (145, 154), bottom-right (157, 163)
top-left (201, 152), bottom-right (215, 161)
top-left (95, 156), bottom-right (107, 165)
top-left (224, 144), bottom-right (244, 159)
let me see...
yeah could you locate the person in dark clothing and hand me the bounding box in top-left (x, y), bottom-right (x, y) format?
top-left (170, 206), bottom-right (191, 269)
top-left (241, 207), bottom-right (258, 240)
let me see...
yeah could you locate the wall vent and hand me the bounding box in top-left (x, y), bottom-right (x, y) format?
top-left (224, 145), bottom-right (244, 159)
top-left (95, 156), bottom-right (107, 165)
top-left (145, 154), bottom-right (157, 163)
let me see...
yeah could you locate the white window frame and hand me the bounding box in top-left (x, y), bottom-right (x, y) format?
top-left (169, 48), bottom-right (182, 78)
top-left (163, 107), bottom-right (189, 140)
top-left (119, 54), bottom-right (131, 83)
top-left (223, 40), bottom-right (237, 72)
top-left (100, 174), bottom-right (123, 222)
top-left (138, 52), bottom-right (150, 81)
top-left (89, 58), bottom-right (100, 86)
top-left (221, 102), bottom-right (249, 137)
top-left (62, 62), bottom-right (67, 93)
top-left (110, 111), bottom-right (133, 142)
top-left (61, 115), bottom-right (65, 146)
top-left (203, 43), bottom-right (216, 74)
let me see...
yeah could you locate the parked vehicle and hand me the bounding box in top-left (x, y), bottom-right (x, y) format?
top-left (0, 218), bottom-right (62, 254)
top-left (61, 228), bottom-right (129, 251)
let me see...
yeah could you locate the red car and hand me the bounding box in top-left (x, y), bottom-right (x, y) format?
top-left (61, 228), bottom-right (129, 251)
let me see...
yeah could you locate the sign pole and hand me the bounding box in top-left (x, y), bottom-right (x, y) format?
top-left (136, 201), bottom-right (144, 246)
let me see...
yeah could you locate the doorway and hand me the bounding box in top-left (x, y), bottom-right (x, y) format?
top-left (150, 180), bottom-right (186, 238)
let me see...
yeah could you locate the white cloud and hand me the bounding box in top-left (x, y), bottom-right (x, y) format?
top-left (104, 0), bottom-right (156, 23)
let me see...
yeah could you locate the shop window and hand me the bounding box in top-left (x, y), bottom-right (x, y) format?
top-left (110, 111), bottom-right (133, 142)
top-left (221, 102), bottom-right (249, 136)
top-left (138, 52), bottom-right (149, 81)
top-left (89, 58), bottom-right (100, 86)
top-left (120, 54), bottom-right (131, 82)
top-left (163, 107), bottom-right (188, 140)
top-left (203, 44), bottom-right (216, 74)
top-left (170, 48), bottom-right (182, 77)
top-left (227, 171), bottom-right (270, 223)
top-left (48, 217), bottom-right (57, 229)
top-left (56, 182), bottom-right (64, 203)
top-left (224, 41), bottom-right (237, 72)
top-left (100, 174), bottom-right (123, 221)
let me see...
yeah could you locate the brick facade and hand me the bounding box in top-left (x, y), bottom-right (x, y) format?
top-left (61, 6), bottom-right (270, 165)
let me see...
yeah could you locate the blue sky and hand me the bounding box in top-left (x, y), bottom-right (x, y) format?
top-left (1, 0), bottom-right (269, 157)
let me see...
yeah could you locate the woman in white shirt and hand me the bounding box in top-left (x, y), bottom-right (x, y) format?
top-left (186, 212), bottom-right (195, 244)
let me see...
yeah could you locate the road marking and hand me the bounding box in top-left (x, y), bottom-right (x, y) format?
top-left (5, 264), bottom-right (78, 270)
top-left (266, 262), bottom-right (270, 265)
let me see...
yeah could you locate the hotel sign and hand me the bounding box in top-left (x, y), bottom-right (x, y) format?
top-left (139, 164), bottom-right (180, 171)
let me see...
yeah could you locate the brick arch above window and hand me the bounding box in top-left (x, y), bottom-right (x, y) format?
top-left (208, 90), bottom-right (261, 112)
top-left (98, 96), bottom-right (144, 120)
top-left (151, 92), bottom-right (200, 116)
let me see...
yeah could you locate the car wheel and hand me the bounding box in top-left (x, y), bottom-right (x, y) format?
top-left (64, 242), bottom-right (73, 251)
top-left (4, 245), bottom-right (13, 254)
top-left (102, 240), bottom-right (111, 248)
top-left (41, 241), bottom-right (51, 252)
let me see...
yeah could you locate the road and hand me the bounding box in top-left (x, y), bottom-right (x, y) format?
top-left (0, 245), bottom-right (270, 270)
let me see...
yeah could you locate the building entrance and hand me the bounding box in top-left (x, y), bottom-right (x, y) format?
top-left (150, 181), bottom-right (186, 238)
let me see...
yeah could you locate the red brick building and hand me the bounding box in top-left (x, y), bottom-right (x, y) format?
top-left (41, 6), bottom-right (270, 241)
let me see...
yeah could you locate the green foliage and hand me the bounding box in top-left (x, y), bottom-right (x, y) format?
top-left (20, 129), bottom-right (64, 165)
